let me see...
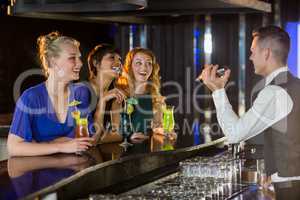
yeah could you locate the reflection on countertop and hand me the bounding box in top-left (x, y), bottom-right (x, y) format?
top-left (0, 142), bottom-right (125, 200)
top-left (0, 132), bottom-right (178, 200)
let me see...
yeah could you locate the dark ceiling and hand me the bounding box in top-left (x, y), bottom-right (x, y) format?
top-left (11, 0), bottom-right (272, 23)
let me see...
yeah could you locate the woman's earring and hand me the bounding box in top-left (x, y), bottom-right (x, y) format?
top-left (51, 59), bottom-right (64, 77)
top-left (58, 68), bottom-right (65, 77)
top-left (55, 65), bottom-right (65, 77)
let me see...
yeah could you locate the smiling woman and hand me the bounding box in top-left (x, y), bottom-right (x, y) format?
top-left (7, 32), bottom-right (94, 157)
top-left (112, 47), bottom-right (176, 152)
top-left (86, 44), bottom-right (125, 144)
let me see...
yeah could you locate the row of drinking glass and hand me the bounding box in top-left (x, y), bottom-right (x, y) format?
top-left (179, 152), bottom-right (242, 184)
top-left (147, 176), bottom-right (243, 200)
top-left (89, 176), bottom-right (244, 200)
top-left (90, 177), bottom-right (245, 200)
top-left (90, 152), bottom-right (245, 200)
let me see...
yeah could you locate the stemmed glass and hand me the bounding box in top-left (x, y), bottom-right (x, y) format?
top-left (119, 111), bottom-right (133, 150)
top-left (119, 100), bottom-right (135, 150)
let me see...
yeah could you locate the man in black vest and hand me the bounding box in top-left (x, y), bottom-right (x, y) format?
top-left (199, 25), bottom-right (300, 199)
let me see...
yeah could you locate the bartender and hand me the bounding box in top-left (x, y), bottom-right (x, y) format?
top-left (199, 25), bottom-right (300, 200)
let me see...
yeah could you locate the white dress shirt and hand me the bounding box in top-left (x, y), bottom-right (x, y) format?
top-left (212, 67), bottom-right (300, 182)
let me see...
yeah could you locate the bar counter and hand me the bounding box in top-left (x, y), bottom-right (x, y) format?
top-left (0, 136), bottom-right (275, 200)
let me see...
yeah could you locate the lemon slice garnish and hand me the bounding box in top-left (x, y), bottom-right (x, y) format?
top-left (127, 104), bottom-right (134, 115)
top-left (68, 100), bottom-right (82, 107)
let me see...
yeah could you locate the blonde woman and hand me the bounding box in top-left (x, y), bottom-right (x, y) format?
top-left (7, 32), bottom-right (93, 157)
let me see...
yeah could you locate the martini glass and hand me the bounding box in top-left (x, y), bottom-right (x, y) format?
top-left (119, 104), bottom-right (133, 151)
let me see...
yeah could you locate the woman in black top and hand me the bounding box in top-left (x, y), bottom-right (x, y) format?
top-left (87, 44), bottom-right (125, 144)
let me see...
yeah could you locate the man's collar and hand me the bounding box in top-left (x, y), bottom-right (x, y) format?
top-left (265, 66), bottom-right (289, 86)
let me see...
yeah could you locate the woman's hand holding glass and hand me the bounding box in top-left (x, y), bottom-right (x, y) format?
top-left (56, 137), bottom-right (94, 154)
top-left (66, 114), bottom-right (94, 153)
top-left (102, 88), bottom-right (126, 104)
top-left (49, 120), bottom-right (94, 153)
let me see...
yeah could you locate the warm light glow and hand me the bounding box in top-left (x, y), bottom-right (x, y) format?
top-left (129, 25), bottom-right (134, 50)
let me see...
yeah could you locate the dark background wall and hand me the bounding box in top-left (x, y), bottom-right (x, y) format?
top-left (2, 0), bottom-right (299, 147)
top-left (147, 16), bottom-right (196, 147)
top-left (0, 16), bottom-right (114, 113)
top-left (0, 14), bottom-right (259, 148)
top-left (113, 14), bottom-right (242, 146)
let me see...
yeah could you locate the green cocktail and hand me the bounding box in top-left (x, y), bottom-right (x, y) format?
top-left (162, 105), bottom-right (175, 133)
top-left (161, 105), bottom-right (175, 151)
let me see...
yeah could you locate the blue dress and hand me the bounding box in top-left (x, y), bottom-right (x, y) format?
top-left (9, 82), bottom-right (94, 142)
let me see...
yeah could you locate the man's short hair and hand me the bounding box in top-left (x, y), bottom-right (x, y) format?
top-left (252, 25), bottom-right (290, 65)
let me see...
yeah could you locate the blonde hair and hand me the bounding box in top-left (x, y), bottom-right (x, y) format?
top-left (116, 47), bottom-right (163, 117)
top-left (37, 31), bottom-right (80, 77)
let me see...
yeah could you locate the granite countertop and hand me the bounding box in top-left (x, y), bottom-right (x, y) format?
top-left (0, 137), bottom-right (227, 200)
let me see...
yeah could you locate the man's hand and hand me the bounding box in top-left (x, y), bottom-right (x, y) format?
top-left (198, 64), bottom-right (231, 92)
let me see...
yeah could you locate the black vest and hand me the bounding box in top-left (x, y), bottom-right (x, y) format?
top-left (261, 71), bottom-right (300, 177)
